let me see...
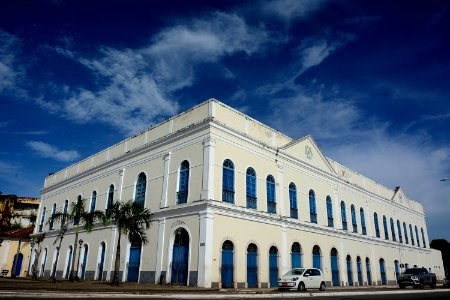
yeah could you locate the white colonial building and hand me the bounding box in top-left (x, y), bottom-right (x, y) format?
top-left (33, 99), bottom-right (444, 287)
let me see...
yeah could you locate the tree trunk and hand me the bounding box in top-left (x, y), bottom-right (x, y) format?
top-left (111, 231), bottom-right (121, 286)
top-left (69, 226), bottom-right (79, 281)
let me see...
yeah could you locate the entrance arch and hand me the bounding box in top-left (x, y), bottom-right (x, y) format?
top-left (247, 243), bottom-right (258, 288)
top-left (12, 253), bottom-right (24, 277)
top-left (171, 228), bottom-right (189, 285)
top-left (127, 238), bottom-right (142, 282)
top-left (330, 248), bottom-right (339, 286)
top-left (221, 240), bottom-right (234, 288)
top-left (269, 246), bottom-right (278, 288)
top-left (312, 245), bottom-right (321, 270)
top-left (291, 242), bottom-right (302, 268)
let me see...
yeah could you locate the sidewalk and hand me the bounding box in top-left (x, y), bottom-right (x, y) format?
top-left (0, 277), bottom-right (402, 294)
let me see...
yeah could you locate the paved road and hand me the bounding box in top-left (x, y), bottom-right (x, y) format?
top-left (1, 289), bottom-right (450, 299)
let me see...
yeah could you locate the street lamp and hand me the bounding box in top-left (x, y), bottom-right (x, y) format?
top-left (75, 239), bottom-right (84, 281)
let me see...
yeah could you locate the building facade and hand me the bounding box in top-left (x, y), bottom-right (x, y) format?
top-left (34, 99), bottom-right (444, 287)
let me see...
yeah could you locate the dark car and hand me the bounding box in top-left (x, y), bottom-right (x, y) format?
top-left (397, 267), bottom-right (436, 289)
top-left (443, 277), bottom-right (450, 288)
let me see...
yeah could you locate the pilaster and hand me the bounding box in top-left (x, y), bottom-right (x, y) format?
top-left (197, 210), bottom-right (214, 287)
top-left (201, 137), bottom-right (216, 200)
top-left (160, 152), bottom-right (171, 208)
top-left (155, 218), bottom-right (166, 283)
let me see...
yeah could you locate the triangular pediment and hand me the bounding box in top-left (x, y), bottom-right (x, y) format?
top-left (392, 187), bottom-right (412, 208)
top-left (280, 135), bottom-right (336, 174)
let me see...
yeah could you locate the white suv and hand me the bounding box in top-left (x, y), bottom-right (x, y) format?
top-left (278, 268), bottom-right (326, 292)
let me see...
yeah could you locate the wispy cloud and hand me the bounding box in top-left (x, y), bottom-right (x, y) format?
top-left (0, 30), bottom-right (22, 93)
top-left (27, 141), bottom-right (80, 162)
top-left (37, 11), bottom-right (271, 135)
top-left (261, 0), bottom-right (328, 23)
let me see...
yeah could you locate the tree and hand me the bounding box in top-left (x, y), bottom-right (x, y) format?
top-left (49, 198), bottom-right (106, 281)
top-left (30, 232), bottom-right (46, 279)
top-left (106, 200), bottom-right (152, 286)
top-left (48, 227), bottom-right (66, 282)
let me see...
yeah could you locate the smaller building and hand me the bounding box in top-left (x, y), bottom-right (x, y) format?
top-left (0, 194), bottom-right (40, 229)
top-left (0, 227), bottom-right (34, 277)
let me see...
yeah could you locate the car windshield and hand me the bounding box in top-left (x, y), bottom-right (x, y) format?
top-left (283, 269), bottom-right (305, 276)
top-left (404, 268), bottom-right (426, 275)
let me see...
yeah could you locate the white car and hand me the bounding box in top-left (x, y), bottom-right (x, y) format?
top-left (278, 268), bottom-right (326, 292)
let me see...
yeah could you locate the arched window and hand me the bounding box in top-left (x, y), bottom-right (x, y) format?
top-left (90, 191), bottom-right (97, 213)
top-left (135, 172), bottom-right (147, 207)
top-left (330, 248), bottom-right (339, 286)
top-left (341, 201), bottom-right (347, 231)
top-left (356, 256), bottom-right (363, 285)
top-left (409, 224), bottom-right (415, 246)
top-left (383, 215), bottom-right (389, 240)
top-left (178, 161), bottom-right (190, 204)
top-left (222, 159), bottom-right (235, 203)
top-left (291, 242), bottom-right (302, 268)
top-left (351, 204), bottom-right (357, 233)
top-left (374, 213), bottom-right (380, 238)
top-left (403, 222), bottom-right (409, 244)
top-left (269, 246), bottom-right (279, 287)
top-left (415, 226), bottom-right (420, 247)
top-left (390, 218), bottom-right (396, 241)
top-left (379, 258), bottom-right (387, 285)
top-left (289, 183), bottom-right (298, 219)
top-left (60, 200), bottom-right (68, 228)
top-left (397, 220), bottom-right (403, 243)
top-left (309, 190), bottom-right (317, 223)
top-left (49, 203), bottom-right (56, 231)
top-left (360, 208), bottom-right (366, 235)
top-left (421, 228), bottom-right (426, 248)
top-left (326, 196), bottom-right (333, 227)
top-left (346, 255), bottom-right (353, 286)
top-left (366, 258), bottom-right (372, 285)
top-left (247, 243), bottom-right (258, 288)
top-left (221, 240), bottom-right (234, 288)
top-left (74, 195), bottom-right (82, 225)
top-left (107, 185), bottom-right (114, 211)
top-left (246, 168), bottom-right (257, 209)
top-left (266, 175), bottom-right (276, 214)
top-left (312, 245), bottom-right (321, 270)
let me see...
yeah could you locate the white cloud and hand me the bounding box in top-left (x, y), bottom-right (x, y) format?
top-left (27, 141), bottom-right (80, 162)
top-left (300, 40), bottom-right (336, 70)
top-left (0, 30), bottom-right (22, 93)
top-left (39, 12), bottom-right (270, 135)
top-left (262, 0), bottom-right (327, 22)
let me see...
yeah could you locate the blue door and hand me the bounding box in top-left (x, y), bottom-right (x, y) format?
top-left (171, 229), bottom-right (189, 285)
top-left (247, 244), bottom-right (258, 288)
top-left (357, 259), bottom-right (363, 285)
top-left (330, 249), bottom-right (339, 286)
top-left (347, 256), bottom-right (353, 286)
top-left (366, 259), bottom-right (372, 285)
top-left (269, 247), bottom-right (278, 287)
top-left (127, 243), bottom-right (141, 282)
top-left (291, 252), bottom-right (301, 268)
top-left (81, 246), bottom-right (88, 279)
top-left (13, 253), bottom-right (23, 277)
top-left (394, 260), bottom-right (400, 280)
top-left (98, 243), bottom-right (105, 280)
top-left (221, 241), bottom-right (234, 288)
top-left (312, 246), bottom-right (321, 270)
top-left (379, 259), bottom-right (387, 285)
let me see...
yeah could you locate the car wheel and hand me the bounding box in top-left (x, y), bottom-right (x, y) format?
top-left (298, 282), bottom-right (306, 292)
top-left (399, 284), bottom-right (405, 289)
top-left (430, 281), bottom-right (436, 289)
top-left (319, 282), bottom-right (326, 291)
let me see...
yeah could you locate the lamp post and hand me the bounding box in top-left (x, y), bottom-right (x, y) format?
top-left (27, 240), bottom-right (36, 277)
top-left (75, 239), bottom-right (83, 281)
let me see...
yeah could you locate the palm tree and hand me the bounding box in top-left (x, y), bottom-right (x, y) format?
top-left (48, 227), bottom-right (66, 282)
top-left (106, 200), bottom-right (152, 286)
top-left (49, 197), bottom-right (106, 281)
top-left (30, 232), bottom-right (46, 279)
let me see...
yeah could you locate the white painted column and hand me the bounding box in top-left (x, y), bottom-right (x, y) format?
top-left (117, 169), bottom-right (125, 201)
top-left (155, 218), bottom-right (166, 283)
top-left (107, 227), bottom-right (117, 281)
top-left (365, 201), bottom-right (373, 237)
top-left (277, 163), bottom-right (285, 216)
top-left (339, 240), bottom-right (347, 286)
top-left (281, 224), bottom-right (288, 275)
top-left (160, 153), bottom-right (171, 208)
top-left (333, 186), bottom-right (342, 229)
top-left (201, 137), bottom-right (216, 201)
top-left (371, 245), bottom-right (378, 285)
top-left (197, 210), bottom-right (214, 287)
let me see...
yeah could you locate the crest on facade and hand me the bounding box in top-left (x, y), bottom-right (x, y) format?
top-left (305, 145), bottom-right (313, 159)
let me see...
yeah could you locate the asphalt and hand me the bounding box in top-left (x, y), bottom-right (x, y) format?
top-left (0, 277), bottom-right (449, 298)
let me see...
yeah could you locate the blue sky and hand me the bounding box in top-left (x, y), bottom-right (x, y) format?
top-left (1, 0), bottom-right (449, 241)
